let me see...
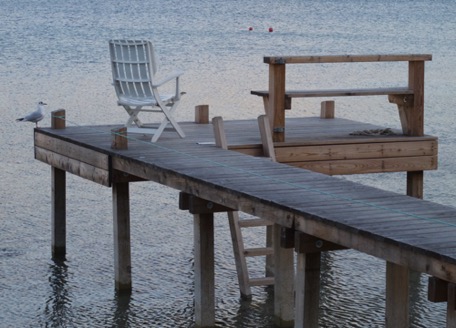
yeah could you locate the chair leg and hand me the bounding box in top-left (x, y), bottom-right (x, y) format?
top-left (124, 106), bottom-right (143, 127)
top-left (151, 102), bottom-right (185, 142)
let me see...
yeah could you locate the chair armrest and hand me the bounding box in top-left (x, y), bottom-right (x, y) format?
top-left (153, 70), bottom-right (184, 87)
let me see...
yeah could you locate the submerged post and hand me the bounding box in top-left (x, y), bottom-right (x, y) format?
top-left (194, 212), bottom-right (215, 327)
top-left (273, 224), bottom-right (294, 327)
top-left (51, 109), bottom-right (66, 260)
top-left (112, 182), bottom-right (132, 292)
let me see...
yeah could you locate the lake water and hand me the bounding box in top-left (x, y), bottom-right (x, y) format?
top-left (1, 0), bottom-right (456, 327)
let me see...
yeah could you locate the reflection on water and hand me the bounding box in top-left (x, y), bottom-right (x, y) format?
top-left (44, 260), bottom-right (74, 327)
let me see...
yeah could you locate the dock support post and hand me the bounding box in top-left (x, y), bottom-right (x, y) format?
top-left (194, 212), bottom-right (215, 327)
top-left (386, 262), bottom-right (409, 328)
top-left (52, 167), bottom-right (66, 260)
top-left (51, 109), bottom-right (66, 260)
top-left (273, 224), bottom-right (294, 327)
top-left (447, 283), bottom-right (456, 327)
top-left (112, 182), bottom-right (132, 292)
top-left (294, 233), bottom-right (323, 328)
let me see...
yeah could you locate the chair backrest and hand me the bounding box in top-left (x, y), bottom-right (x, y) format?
top-left (109, 39), bottom-right (158, 100)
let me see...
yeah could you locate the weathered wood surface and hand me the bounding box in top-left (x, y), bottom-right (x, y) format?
top-left (264, 54), bottom-right (432, 64)
top-left (251, 87), bottom-right (414, 98)
top-left (34, 124), bottom-right (456, 284)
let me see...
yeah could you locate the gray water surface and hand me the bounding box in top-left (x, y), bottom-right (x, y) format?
top-left (1, 0), bottom-right (455, 326)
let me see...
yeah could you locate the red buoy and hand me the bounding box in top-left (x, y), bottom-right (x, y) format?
top-left (268, 27), bottom-right (273, 32)
top-left (248, 27), bottom-right (253, 31)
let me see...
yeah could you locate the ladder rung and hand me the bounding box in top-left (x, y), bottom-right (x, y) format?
top-left (244, 247), bottom-right (274, 257)
top-left (249, 277), bottom-right (275, 286)
top-left (238, 218), bottom-right (273, 228)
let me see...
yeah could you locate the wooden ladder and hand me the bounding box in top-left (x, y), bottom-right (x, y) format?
top-left (212, 115), bottom-right (276, 299)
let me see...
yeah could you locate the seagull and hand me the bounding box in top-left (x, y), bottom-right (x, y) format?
top-left (16, 101), bottom-right (47, 127)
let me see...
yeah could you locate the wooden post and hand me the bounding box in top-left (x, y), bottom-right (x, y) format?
top-left (51, 109), bottom-right (66, 260)
top-left (295, 248), bottom-right (320, 328)
top-left (268, 63), bottom-right (286, 142)
top-left (194, 212), bottom-right (215, 327)
top-left (273, 223), bottom-right (294, 327)
top-left (195, 105), bottom-right (209, 124)
top-left (320, 101), bottom-right (335, 119)
top-left (51, 109), bottom-right (66, 129)
top-left (112, 182), bottom-right (132, 292)
top-left (111, 127), bottom-right (128, 150)
top-left (447, 283), bottom-right (456, 327)
top-left (258, 114), bottom-right (276, 161)
top-left (52, 167), bottom-right (66, 260)
top-left (385, 262), bottom-right (409, 328)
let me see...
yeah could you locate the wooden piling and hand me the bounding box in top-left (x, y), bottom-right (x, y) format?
top-left (320, 101), bottom-right (335, 119)
top-left (386, 262), bottom-right (409, 328)
top-left (195, 105), bottom-right (210, 124)
top-left (112, 182), bottom-right (132, 292)
top-left (273, 224), bottom-right (294, 327)
top-left (194, 212), bottom-right (215, 327)
top-left (447, 283), bottom-right (456, 327)
top-left (111, 127), bottom-right (128, 150)
top-left (51, 109), bottom-right (66, 260)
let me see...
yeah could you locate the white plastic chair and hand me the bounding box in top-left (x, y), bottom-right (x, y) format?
top-left (109, 39), bottom-right (185, 142)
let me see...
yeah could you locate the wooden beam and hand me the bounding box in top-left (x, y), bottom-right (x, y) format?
top-left (385, 262), bottom-right (409, 328)
top-left (111, 127), bottom-right (128, 150)
top-left (51, 109), bottom-right (66, 129)
top-left (295, 251), bottom-right (321, 328)
top-left (273, 224), bottom-right (294, 327)
top-left (428, 276), bottom-right (448, 302)
top-left (295, 232), bottom-right (347, 253)
top-left (35, 133), bottom-right (110, 170)
top-left (268, 63), bottom-right (286, 142)
top-left (35, 147), bottom-right (111, 186)
top-left (258, 114), bottom-right (276, 161)
top-left (288, 155), bottom-right (437, 175)
top-left (194, 212), bottom-right (215, 327)
top-left (447, 283), bottom-right (456, 327)
top-left (178, 192), bottom-right (234, 214)
top-left (320, 101), bottom-right (335, 119)
top-left (227, 211), bottom-right (252, 299)
top-left (264, 54), bottom-right (432, 64)
top-left (51, 167), bottom-right (66, 260)
top-left (212, 116), bottom-right (228, 150)
top-left (195, 105), bottom-right (209, 124)
top-left (112, 182), bottom-right (132, 292)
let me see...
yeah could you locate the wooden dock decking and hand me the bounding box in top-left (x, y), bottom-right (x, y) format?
top-left (34, 115), bottom-right (456, 327)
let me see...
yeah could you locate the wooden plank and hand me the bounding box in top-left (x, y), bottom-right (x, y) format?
top-left (288, 155), bottom-right (437, 175)
top-left (264, 54), bottom-right (432, 64)
top-left (251, 87), bottom-right (413, 98)
top-left (275, 140), bottom-right (437, 162)
top-left (35, 132), bottom-right (110, 169)
top-left (35, 147), bottom-right (110, 186)
top-left (269, 63), bottom-right (286, 142)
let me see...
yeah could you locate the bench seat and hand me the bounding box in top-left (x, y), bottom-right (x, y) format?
top-left (251, 87), bottom-right (413, 99)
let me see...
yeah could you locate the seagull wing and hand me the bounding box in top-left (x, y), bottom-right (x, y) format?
top-left (23, 110), bottom-right (44, 122)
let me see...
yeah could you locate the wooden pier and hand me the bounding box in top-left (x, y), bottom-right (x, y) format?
top-left (33, 54), bottom-right (456, 327)
top-left (34, 111), bottom-right (456, 327)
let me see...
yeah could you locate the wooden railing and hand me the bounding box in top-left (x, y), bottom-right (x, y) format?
top-left (252, 54), bottom-right (432, 142)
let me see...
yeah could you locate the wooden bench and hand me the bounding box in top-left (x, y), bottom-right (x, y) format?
top-left (252, 54), bottom-right (432, 142)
